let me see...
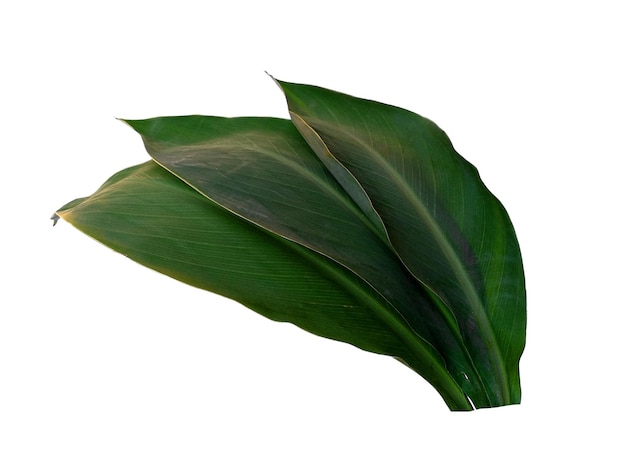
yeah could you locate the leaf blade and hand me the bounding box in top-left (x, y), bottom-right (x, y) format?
top-left (277, 80), bottom-right (526, 405)
top-left (124, 115), bottom-right (492, 406)
top-left (55, 160), bottom-right (474, 410)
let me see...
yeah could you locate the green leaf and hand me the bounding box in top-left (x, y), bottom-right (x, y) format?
top-left (55, 160), bottom-right (474, 410)
top-left (123, 115), bottom-right (493, 407)
top-left (54, 78), bottom-right (526, 410)
top-left (276, 80), bottom-right (526, 405)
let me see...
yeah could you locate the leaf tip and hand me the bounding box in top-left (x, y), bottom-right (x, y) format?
top-left (265, 72), bottom-right (285, 92)
top-left (116, 117), bottom-right (131, 127)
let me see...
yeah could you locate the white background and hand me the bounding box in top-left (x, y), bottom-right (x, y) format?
top-left (2, 1), bottom-right (625, 468)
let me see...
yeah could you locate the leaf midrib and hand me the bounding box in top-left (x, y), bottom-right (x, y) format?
top-left (306, 120), bottom-right (510, 401)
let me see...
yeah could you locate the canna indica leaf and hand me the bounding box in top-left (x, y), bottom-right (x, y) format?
top-left (54, 77), bottom-right (526, 410)
top-left (276, 79), bottom-right (526, 405)
top-left (55, 160), bottom-right (472, 410)
top-left (123, 115), bottom-right (492, 407)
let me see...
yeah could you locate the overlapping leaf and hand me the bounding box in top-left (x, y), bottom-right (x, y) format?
top-left (54, 78), bottom-right (526, 410)
top-left (276, 80), bottom-right (526, 404)
top-left (55, 160), bottom-right (472, 410)
top-left (124, 116), bottom-right (497, 407)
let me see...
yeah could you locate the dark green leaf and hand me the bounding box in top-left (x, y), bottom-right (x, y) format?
top-left (277, 80), bottom-right (526, 405)
top-left (123, 115), bottom-right (492, 407)
top-left (54, 78), bottom-right (526, 410)
top-left (55, 160), bottom-right (474, 410)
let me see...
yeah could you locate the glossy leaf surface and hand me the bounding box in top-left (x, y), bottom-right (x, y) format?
top-left (55, 161), bottom-right (473, 410)
top-left (54, 78), bottom-right (526, 410)
top-left (277, 80), bottom-right (526, 404)
top-left (123, 116), bottom-right (494, 407)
